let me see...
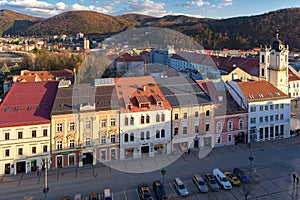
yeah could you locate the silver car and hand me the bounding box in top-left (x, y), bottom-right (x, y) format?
top-left (173, 178), bottom-right (189, 197)
top-left (193, 174), bottom-right (209, 193)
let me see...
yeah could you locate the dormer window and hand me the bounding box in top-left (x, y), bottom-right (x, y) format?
top-left (275, 92), bottom-right (281, 96)
top-left (258, 94), bottom-right (264, 98)
top-left (249, 94), bottom-right (254, 99)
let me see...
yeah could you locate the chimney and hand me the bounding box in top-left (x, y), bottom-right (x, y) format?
top-left (143, 85), bottom-right (147, 91)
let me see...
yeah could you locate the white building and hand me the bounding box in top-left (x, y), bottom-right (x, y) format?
top-left (0, 81), bottom-right (58, 175)
top-left (115, 76), bottom-right (172, 160)
top-left (227, 80), bottom-right (291, 142)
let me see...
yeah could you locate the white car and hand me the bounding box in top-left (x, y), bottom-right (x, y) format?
top-left (212, 168), bottom-right (232, 190)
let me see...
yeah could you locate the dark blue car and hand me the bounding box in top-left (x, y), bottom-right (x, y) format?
top-left (233, 168), bottom-right (249, 183)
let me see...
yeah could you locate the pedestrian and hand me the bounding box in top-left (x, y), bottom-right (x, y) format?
top-left (297, 177), bottom-right (299, 184)
top-left (293, 174), bottom-right (296, 183)
top-left (36, 166), bottom-right (40, 176)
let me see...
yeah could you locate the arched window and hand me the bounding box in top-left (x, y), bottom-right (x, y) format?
top-left (238, 118), bottom-right (244, 130)
top-left (227, 120), bottom-right (233, 131)
top-left (124, 133), bottom-right (129, 142)
top-left (217, 121), bottom-right (222, 133)
top-left (161, 129), bottom-right (165, 138)
top-left (141, 115), bottom-right (145, 124)
top-left (140, 132), bottom-right (145, 140)
top-left (156, 130), bottom-right (160, 139)
top-left (146, 115), bottom-right (150, 123)
top-left (161, 114), bottom-right (165, 122)
top-left (130, 116), bottom-right (134, 125)
top-left (156, 114), bottom-right (160, 123)
top-left (261, 68), bottom-right (265, 77)
top-left (130, 133), bottom-right (134, 142)
top-left (146, 131), bottom-right (150, 140)
top-left (261, 55), bottom-right (265, 63)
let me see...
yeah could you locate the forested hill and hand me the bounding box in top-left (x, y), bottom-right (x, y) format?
top-left (1, 8), bottom-right (300, 50)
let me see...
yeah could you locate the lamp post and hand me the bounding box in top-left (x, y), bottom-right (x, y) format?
top-left (161, 169), bottom-right (166, 187)
top-left (43, 158), bottom-right (49, 200)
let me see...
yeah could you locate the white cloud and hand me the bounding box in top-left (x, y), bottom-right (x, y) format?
top-left (217, 0), bottom-right (233, 8)
top-left (181, 0), bottom-right (209, 8)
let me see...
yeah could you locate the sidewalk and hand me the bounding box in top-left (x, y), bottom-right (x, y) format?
top-left (1, 135), bottom-right (300, 192)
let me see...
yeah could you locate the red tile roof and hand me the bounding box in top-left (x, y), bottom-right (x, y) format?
top-left (237, 80), bottom-right (288, 102)
top-left (288, 68), bottom-right (300, 82)
top-left (0, 81), bottom-right (59, 128)
top-left (115, 53), bottom-right (145, 62)
top-left (115, 76), bottom-right (171, 112)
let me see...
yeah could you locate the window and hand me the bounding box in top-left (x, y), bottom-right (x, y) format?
top-left (140, 132), bottom-right (145, 140)
top-left (270, 105), bottom-right (274, 110)
top-left (124, 133), bottom-right (129, 142)
top-left (195, 111), bottom-right (199, 118)
top-left (227, 120), bottom-right (233, 131)
top-left (110, 118), bottom-right (116, 127)
top-left (228, 134), bottom-right (232, 142)
top-left (146, 131), bottom-right (150, 140)
top-left (260, 116), bottom-right (263, 123)
top-left (18, 148), bottom-right (23, 156)
top-left (280, 125), bottom-right (284, 136)
top-left (174, 127), bottom-right (179, 136)
top-left (111, 149), bottom-right (116, 160)
top-left (174, 113), bottom-right (179, 120)
top-left (70, 140), bottom-right (74, 148)
top-left (146, 115), bottom-right (150, 123)
top-left (141, 115), bottom-right (145, 124)
top-left (43, 145), bottom-right (48, 153)
top-left (69, 154), bottom-right (75, 165)
top-left (56, 124), bottom-right (63, 132)
top-left (250, 106), bottom-right (256, 112)
top-left (259, 106), bottom-right (263, 111)
top-left (265, 116), bottom-right (269, 122)
top-left (18, 131), bottom-right (23, 139)
top-left (183, 112), bottom-right (187, 119)
top-left (5, 149), bottom-right (9, 157)
top-left (32, 147), bottom-right (36, 154)
top-left (156, 130), bottom-right (160, 139)
top-left (238, 119), bottom-right (244, 129)
top-left (130, 116), bottom-right (134, 125)
top-left (206, 123), bottom-right (210, 132)
top-left (250, 118), bottom-right (256, 124)
top-left (280, 114), bottom-right (284, 120)
top-left (275, 104), bottom-right (279, 109)
top-left (161, 114), bottom-right (165, 122)
top-left (265, 105), bottom-right (268, 111)
top-left (5, 132), bottom-right (9, 140)
top-left (195, 125), bottom-right (199, 134)
top-left (32, 130), bottom-right (37, 138)
top-left (280, 104), bottom-right (284, 109)
top-left (101, 119), bottom-right (107, 127)
top-left (85, 120), bottom-right (91, 129)
top-left (156, 114), bottom-right (160, 122)
top-left (85, 138), bottom-right (91, 146)
top-left (217, 121), bottom-right (222, 133)
top-left (69, 122), bottom-right (75, 131)
top-left (101, 135), bottom-right (106, 144)
top-left (57, 141), bottom-right (62, 150)
top-left (161, 129), bottom-right (165, 138)
top-left (111, 135), bottom-right (116, 143)
top-left (205, 110), bottom-right (210, 117)
top-left (130, 133), bottom-right (134, 142)
top-left (100, 150), bottom-right (106, 161)
top-left (270, 115), bottom-right (274, 121)
top-left (217, 137), bottom-right (221, 144)
top-left (43, 129), bottom-right (48, 137)
top-left (125, 117), bottom-right (129, 126)
top-left (183, 127), bottom-right (187, 134)
top-left (275, 115), bottom-right (279, 121)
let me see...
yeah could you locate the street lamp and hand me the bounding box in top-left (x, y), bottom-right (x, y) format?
top-left (161, 169), bottom-right (166, 187)
top-left (43, 158), bottom-right (49, 200)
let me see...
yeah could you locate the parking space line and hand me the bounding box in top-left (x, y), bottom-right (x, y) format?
top-left (135, 188), bottom-right (140, 200)
top-left (168, 182), bottom-right (178, 197)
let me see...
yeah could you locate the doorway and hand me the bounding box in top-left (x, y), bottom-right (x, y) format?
top-left (16, 161), bottom-right (26, 174)
top-left (82, 153), bottom-right (93, 164)
top-left (31, 160), bottom-right (37, 172)
top-left (141, 146), bottom-right (149, 156)
top-left (4, 163), bottom-right (10, 175)
top-left (57, 156), bottom-right (63, 168)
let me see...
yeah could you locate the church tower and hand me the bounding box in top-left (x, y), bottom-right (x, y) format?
top-left (259, 32), bottom-right (289, 94)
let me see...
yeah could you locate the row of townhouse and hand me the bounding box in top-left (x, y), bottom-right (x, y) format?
top-left (0, 75), bottom-right (291, 175)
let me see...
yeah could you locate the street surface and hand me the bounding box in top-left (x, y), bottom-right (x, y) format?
top-left (1, 136), bottom-right (300, 200)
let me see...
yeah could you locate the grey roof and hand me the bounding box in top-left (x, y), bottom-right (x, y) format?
top-left (95, 78), bottom-right (115, 86)
top-left (52, 83), bottom-right (119, 115)
top-left (154, 76), bottom-right (212, 107)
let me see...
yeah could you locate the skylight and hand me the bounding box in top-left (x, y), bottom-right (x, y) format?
top-left (4, 107), bottom-right (10, 112)
top-left (258, 94), bottom-right (264, 98)
top-left (249, 94), bottom-right (254, 99)
top-left (275, 92), bottom-right (281, 96)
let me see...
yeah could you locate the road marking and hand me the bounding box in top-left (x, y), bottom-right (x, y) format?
top-left (135, 188), bottom-right (140, 200)
top-left (168, 182), bottom-right (178, 196)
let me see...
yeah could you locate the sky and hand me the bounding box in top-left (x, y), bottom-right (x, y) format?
top-left (0, 0), bottom-right (300, 19)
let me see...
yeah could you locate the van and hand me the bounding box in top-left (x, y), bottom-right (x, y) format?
top-left (103, 188), bottom-right (114, 200)
top-left (173, 178), bottom-right (189, 196)
top-left (212, 168), bottom-right (232, 190)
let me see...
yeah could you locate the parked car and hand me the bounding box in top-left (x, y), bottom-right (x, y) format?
top-left (173, 178), bottom-right (189, 197)
top-left (73, 194), bottom-right (82, 200)
top-left (212, 168), bottom-right (232, 190)
top-left (102, 188), bottom-right (114, 200)
top-left (138, 183), bottom-right (153, 200)
top-left (224, 172), bottom-right (241, 186)
top-left (204, 174), bottom-right (220, 191)
top-left (192, 174), bottom-right (209, 193)
top-left (152, 180), bottom-right (166, 200)
top-left (233, 168), bottom-right (249, 183)
top-left (89, 192), bottom-right (99, 200)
